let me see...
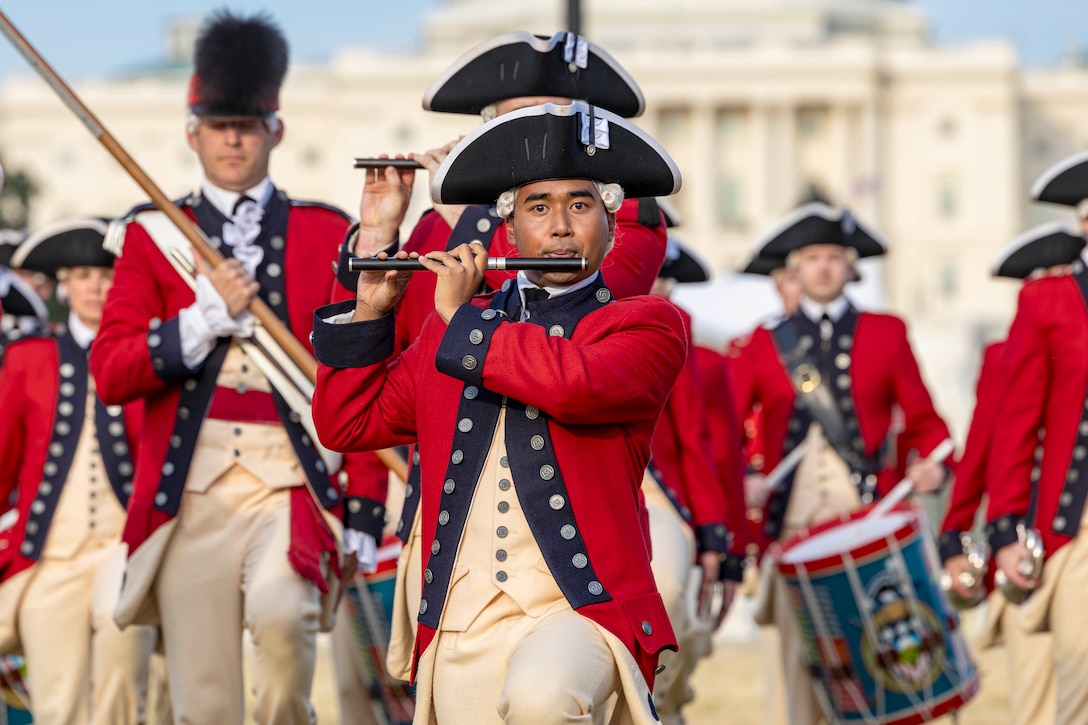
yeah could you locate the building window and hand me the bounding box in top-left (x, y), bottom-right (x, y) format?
top-left (940, 262), bottom-right (957, 298)
top-left (797, 107), bottom-right (827, 138)
top-left (937, 177), bottom-right (958, 219)
top-left (716, 177), bottom-right (743, 228)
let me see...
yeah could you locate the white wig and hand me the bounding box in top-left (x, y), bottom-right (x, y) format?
top-left (495, 181), bottom-right (624, 219)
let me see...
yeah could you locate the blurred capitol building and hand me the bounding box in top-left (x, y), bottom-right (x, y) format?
top-left (1, 0), bottom-right (1086, 429)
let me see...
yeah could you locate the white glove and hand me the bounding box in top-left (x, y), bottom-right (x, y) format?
top-left (344, 529), bottom-right (378, 574)
top-left (178, 275), bottom-right (255, 368)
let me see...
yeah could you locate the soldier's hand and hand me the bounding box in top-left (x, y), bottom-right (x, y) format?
top-left (352, 250), bottom-right (416, 322)
top-left (420, 242), bottom-right (487, 324)
top-left (944, 554), bottom-right (983, 601)
top-left (995, 542), bottom-right (1039, 591)
top-left (356, 156), bottom-right (415, 256)
top-left (194, 255), bottom-right (258, 318)
top-left (412, 138), bottom-right (468, 230)
top-left (696, 551), bottom-right (727, 628)
top-left (744, 473), bottom-right (770, 509)
top-left (906, 459), bottom-right (944, 493)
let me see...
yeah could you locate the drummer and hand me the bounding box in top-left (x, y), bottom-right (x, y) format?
top-left (729, 201), bottom-right (952, 725)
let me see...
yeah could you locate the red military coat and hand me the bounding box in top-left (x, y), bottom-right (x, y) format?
top-left (0, 332), bottom-right (142, 580)
top-left (311, 278), bottom-right (684, 687)
top-left (937, 341), bottom-right (1006, 563)
top-left (90, 192), bottom-right (386, 581)
top-left (987, 271), bottom-right (1088, 559)
top-left (693, 344), bottom-right (750, 570)
top-left (649, 303), bottom-right (737, 575)
top-left (394, 199), bottom-right (667, 352)
top-left (729, 308), bottom-right (950, 551)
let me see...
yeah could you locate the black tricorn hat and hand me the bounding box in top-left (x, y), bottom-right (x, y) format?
top-left (423, 31), bottom-right (644, 118)
top-left (12, 218), bottom-right (114, 276)
top-left (188, 11), bottom-right (288, 117)
top-left (432, 101), bottom-right (680, 205)
top-left (659, 236), bottom-right (709, 283)
top-left (749, 202), bottom-right (887, 260)
top-left (740, 255), bottom-right (785, 276)
top-left (992, 221), bottom-right (1085, 279)
top-left (1031, 151), bottom-right (1088, 210)
top-left (0, 267), bottom-right (47, 319)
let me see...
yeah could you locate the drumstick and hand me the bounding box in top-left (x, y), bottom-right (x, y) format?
top-left (868, 438), bottom-right (956, 519)
top-left (764, 442), bottom-right (809, 491)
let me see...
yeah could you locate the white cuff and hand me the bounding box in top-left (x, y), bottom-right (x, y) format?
top-left (344, 529), bottom-right (378, 574)
top-left (178, 304), bottom-right (218, 369)
top-left (322, 310), bottom-right (357, 325)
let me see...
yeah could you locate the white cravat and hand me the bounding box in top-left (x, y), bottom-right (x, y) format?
top-left (201, 178), bottom-right (273, 277)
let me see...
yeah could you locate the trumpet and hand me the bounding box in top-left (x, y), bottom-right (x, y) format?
top-left (347, 257), bottom-right (588, 272)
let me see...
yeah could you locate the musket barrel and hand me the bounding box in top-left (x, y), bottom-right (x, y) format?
top-left (348, 257), bottom-right (588, 272)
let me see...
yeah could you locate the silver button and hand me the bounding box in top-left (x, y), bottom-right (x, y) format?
top-left (496, 549), bottom-right (508, 561)
top-left (836, 374), bottom-right (851, 390)
top-left (266, 263), bottom-right (282, 278)
top-left (1069, 470), bottom-right (1079, 483)
top-left (461, 355), bottom-right (478, 370)
top-left (59, 381), bottom-right (75, 397)
top-left (588, 581), bottom-right (604, 596)
top-left (147, 333), bottom-right (162, 349)
top-left (835, 353), bottom-right (851, 370)
top-left (55, 422), bottom-right (71, 436)
top-left (119, 462), bottom-right (133, 476)
top-left (108, 422), bottom-right (124, 437)
top-left (268, 291), bottom-right (284, 307)
top-left (548, 325), bottom-right (565, 337)
top-left (113, 442), bottom-right (129, 456)
top-left (424, 569), bottom-right (433, 584)
top-left (20, 542), bottom-right (33, 555)
top-left (184, 379), bottom-right (198, 392)
top-left (595, 289), bottom-right (610, 304)
top-left (59, 363), bottom-right (75, 378)
top-left (412, 450), bottom-right (421, 464)
top-left (178, 407), bottom-right (190, 420)
top-left (540, 465), bottom-right (555, 481)
top-left (162, 462), bottom-right (175, 476)
top-left (43, 462), bottom-right (57, 476)
top-left (1055, 516), bottom-right (1068, 531)
top-left (469, 329), bottom-right (484, 345)
top-left (477, 218), bottom-right (492, 233)
top-left (500, 456), bottom-right (509, 468)
top-left (106, 405), bottom-right (122, 417)
top-left (799, 335), bottom-right (813, 350)
top-left (270, 235), bottom-right (285, 250)
top-left (525, 406), bottom-right (540, 420)
top-left (458, 418), bottom-right (474, 433)
top-left (170, 435), bottom-right (183, 449)
top-left (155, 492), bottom-right (168, 506)
top-left (1061, 492), bottom-right (1074, 506)
top-left (431, 540), bottom-right (441, 555)
top-left (998, 518), bottom-right (1011, 531)
top-left (49, 443), bottom-right (63, 457)
top-left (497, 526), bottom-right (509, 538)
top-left (348, 499), bottom-right (362, 513)
top-left (451, 450), bottom-right (464, 464)
top-left (530, 435), bottom-right (545, 450)
top-left (499, 479), bottom-right (511, 491)
top-left (58, 402), bottom-right (74, 417)
top-left (839, 335), bottom-right (853, 348)
top-left (123, 483), bottom-right (133, 495)
top-left (444, 479), bottom-right (456, 494)
top-left (572, 553), bottom-right (588, 569)
top-left (496, 570), bottom-right (508, 583)
top-left (497, 501), bottom-right (510, 513)
top-left (25, 521), bottom-right (37, 535)
top-left (419, 600), bottom-right (428, 615)
top-left (1081, 422), bottom-right (1088, 436)
top-left (38, 480), bottom-right (53, 496)
top-left (642, 621), bottom-right (653, 636)
top-left (464, 386), bottom-right (479, 400)
top-left (481, 309), bottom-right (497, 321)
top-left (326, 487), bottom-right (338, 501)
top-left (438, 510), bottom-right (450, 525)
top-left (561, 524), bottom-right (576, 540)
top-left (149, 317), bottom-right (162, 329)
top-left (1076, 447), bottom-right (1086, 461)
top-left (549, 494), bottom-right (565, 510)
top-left (405, 484), bottom-right (414, 498)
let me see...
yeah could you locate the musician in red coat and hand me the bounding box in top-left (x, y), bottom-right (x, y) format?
top-left (366, 32), bottom-right (670, 693)
top-left (990, 152), bottom-right (1088, 723)
top-left (88, 13), bottom-right (386, 723)
top-left (313, 101), bottom-right (682, 724)
top-left (730, 202), bottom-right (951, 725)
top-left (0, 220), bottom-right (156, 724)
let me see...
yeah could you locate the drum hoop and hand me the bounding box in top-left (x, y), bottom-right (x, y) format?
top-left (778, 505), bottom-right (920, 576)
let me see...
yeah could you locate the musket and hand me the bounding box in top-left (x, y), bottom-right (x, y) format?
top-left (0, 11), bottom-right (410, 483)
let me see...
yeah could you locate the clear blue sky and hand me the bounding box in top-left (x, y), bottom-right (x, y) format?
top-left (0, 1), bottom-right (1083, 84)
